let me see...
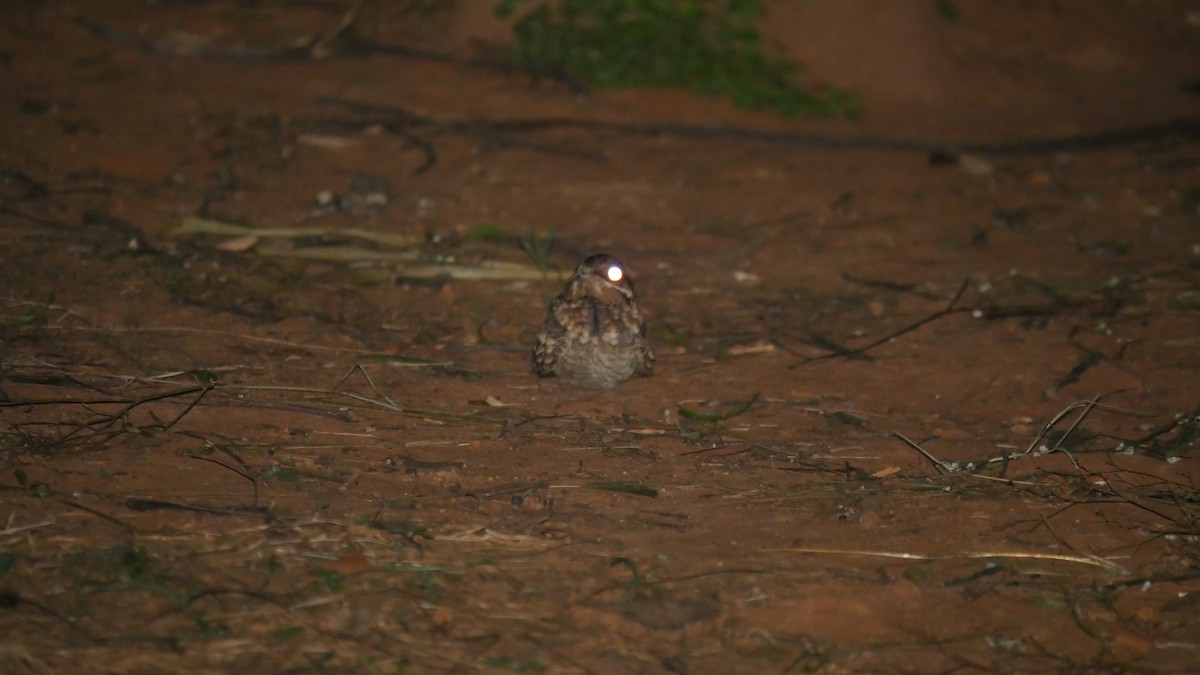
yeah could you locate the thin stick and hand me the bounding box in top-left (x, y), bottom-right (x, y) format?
top-left (893, 432), bottom-right (953, 474)
top-left (892, 433), bottom-right (1040, 485)
top-left (803, 278), bottom-right (971, 364)
top-left (965, 473), bottom-right (1039, 486)
top-left (56, 499), bottom-right (135, 534)
top-left (0, 397), bottom-right (131, 408)
top-left (1023, 398), bottom-right (1094, 455)
top-left (124, 498), bottom-right (274, 522)
top-left (61, 325), bottom-right (397, 355)
top-left (1049, 394), bottom-right (1102, 454)
top-left (61, 385), bottom-right (207, 441)
top-left (160, 383), bottom-right (212, 430)
top-left (320, 97), bottom-right (1200, 157)
top-left (187, 454), bottom-right (260, 506)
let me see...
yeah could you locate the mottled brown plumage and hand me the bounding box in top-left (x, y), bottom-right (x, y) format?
top-left (532, 254), bottom-right (655, 389)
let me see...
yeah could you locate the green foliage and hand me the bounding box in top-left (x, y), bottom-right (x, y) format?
top-left (261, 463), bottom-right (299, 483)
top-left (483, 656), bottom-right (546, 672)
top-left (678, 392), bottom-right (760, 422)
top-left (466, 222), bottom-right (511, 243)
top-left (272, 625), bottom-right (305, 641)
top-left (494, 0), bottom-right (858, 118)
top-left (12, 294), bottom-right (53, 328)
top-left (13, 469), bottom-right (51, 498)
top-left (933, 0), bottom-right (959, 21)
top-left (518, 229), bottom-right (556, 273)
top-left (309, 568), bottom-right (345, 592)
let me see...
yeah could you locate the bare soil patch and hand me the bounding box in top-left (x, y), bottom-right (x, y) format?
top-left (2, 1), bottom-right (1199, 672)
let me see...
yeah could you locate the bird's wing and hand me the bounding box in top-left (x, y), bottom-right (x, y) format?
top-left (634, 321), bottom-right (655, 376)
top-left (532, 297), bottom-right (573, 377)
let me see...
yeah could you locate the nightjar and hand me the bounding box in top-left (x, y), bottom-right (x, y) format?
top-left (532, 254), bottom-right (655, 389)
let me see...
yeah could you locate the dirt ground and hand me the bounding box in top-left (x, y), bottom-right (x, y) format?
top-left (2, 1), bottom-right (1200, 672)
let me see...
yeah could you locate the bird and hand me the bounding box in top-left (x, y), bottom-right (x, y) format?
top-left (532, 254), bottom-right (655, 389)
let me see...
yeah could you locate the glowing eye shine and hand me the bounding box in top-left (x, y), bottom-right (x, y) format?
top-left (606, 265), bottom-right (624, 283)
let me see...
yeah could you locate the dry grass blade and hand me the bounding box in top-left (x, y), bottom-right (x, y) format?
top-left (390, 260), bottom-right (566, 281)
top-left (222, 383), bottom-right (501, 422)
top-left (169, 217), bottom-right (562, 280)
top-left (169, 216), bottom-right (419, 248)
top-left (766, 547), bottom-right (1127, 574)
top-left (0, 514), bottom-right (56, 537)
top-left (254, 245), bottom-right (421, 262)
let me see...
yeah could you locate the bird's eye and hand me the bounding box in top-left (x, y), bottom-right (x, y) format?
top-left (606, 265), bottom-right (624, 283)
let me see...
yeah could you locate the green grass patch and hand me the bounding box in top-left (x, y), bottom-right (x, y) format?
top-left (467, 222), bottom-right (511, 243)
top-left (495, 0), bottom-right (858, 118)
top-left (678, 392), bottom-right (760, 422)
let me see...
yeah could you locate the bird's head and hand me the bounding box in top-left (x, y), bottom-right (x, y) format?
top-left (570, 253), bottom-right (635, 303)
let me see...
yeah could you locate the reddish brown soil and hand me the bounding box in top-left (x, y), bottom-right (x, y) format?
top-left (2, 1), bottom-right (1199, 673)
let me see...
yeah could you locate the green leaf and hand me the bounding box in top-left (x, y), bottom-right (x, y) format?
top-left (262, 466), bottom-right (299, 483)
